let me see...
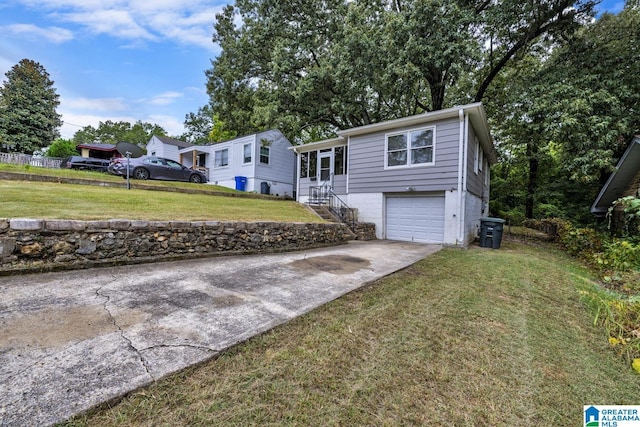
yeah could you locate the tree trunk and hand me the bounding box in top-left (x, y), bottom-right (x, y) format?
top-left (526, 141), bottom-right (538, 219)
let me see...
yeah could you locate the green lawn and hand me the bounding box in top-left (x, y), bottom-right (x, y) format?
top-left (61, 241), bottom-right (640, 427)
top-left (0, 180), bottom-right (319, 222)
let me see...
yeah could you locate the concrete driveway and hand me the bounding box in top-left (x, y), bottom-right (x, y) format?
top-left (0, 240), bottom-right (440, 426)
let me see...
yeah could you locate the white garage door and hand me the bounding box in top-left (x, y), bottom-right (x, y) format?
top-left (386, 195), bottom-right (445, 243)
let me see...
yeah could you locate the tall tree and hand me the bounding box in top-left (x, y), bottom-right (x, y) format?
top-left (206, 0), bottom-right (596, 142)
top-left (180, 105), bottom-right (215, 145)
top-left (72, 120), bottom-right (166, 146)
top-left (0, 59), bottom-right (62, 153)
top-left (487, 5), bottom-right (640, 222)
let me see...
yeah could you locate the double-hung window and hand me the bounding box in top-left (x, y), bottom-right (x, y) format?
top-left (386, 127), bottom-right (435, 168)
top-left (214, 148), bottom-right (229, 167)
top-left (260, 146), bottom-right (270, 164)
top-left (243, 143), bottom-right (252, 164)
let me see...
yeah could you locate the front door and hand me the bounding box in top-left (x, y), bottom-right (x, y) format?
top-left (318, 151), bottom-right (333, 187)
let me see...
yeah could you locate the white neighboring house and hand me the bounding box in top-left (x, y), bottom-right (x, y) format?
top-left (291, 103), bottom-right (498, 246)
top-left (146, 136), bottom-right (193, 162)
top-left (176, 129), bottom-right (296, 197)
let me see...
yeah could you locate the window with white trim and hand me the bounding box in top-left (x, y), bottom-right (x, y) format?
top-left (386, 127), bottom-right (435, 168)
top-left (214, 148), bottom-right (228, 167)
top-left (474, 139), bottom-right (480, 174)
top-left (243, 143), bottom-right (252, 164)
top-left (260, 146), bottom-right (269, 164)
top-left (300, 151), bottom-right (317, 178)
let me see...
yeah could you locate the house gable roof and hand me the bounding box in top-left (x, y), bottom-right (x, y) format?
top-left (76, 143), bottom-right (117, 152)
top-left (591, 135), bottom-right (640, 216)
top-left (153, 135), bottom-right (192, 149)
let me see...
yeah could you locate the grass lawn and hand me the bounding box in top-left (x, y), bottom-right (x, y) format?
top-left (0, 180), bottom-right (319, 222)
top-left (61, 241), bottom-right (640, 427)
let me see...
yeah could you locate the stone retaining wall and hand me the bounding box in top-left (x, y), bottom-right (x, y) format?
top-left (0, 218), bottom-right (376, 275)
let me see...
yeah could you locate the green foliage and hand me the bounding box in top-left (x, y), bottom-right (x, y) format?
top-left (609, 196), bottom-right (640, 237)
top-left (0, 59), bottom-right (62, 153)
top-left (46, 138), bottom-right (78, 158)
top-left (524, 217), bottom-right (640, 363)
top-left (208, 113), bottom-right (237, 143)
top-left (180, 105), bottom-right (215, 145)
top-left (72, 120), bottom-right (166, 146)
top-left (207, 0), bottom-right (596, 141)
top-left (579, 287), bottom-right (640, 364)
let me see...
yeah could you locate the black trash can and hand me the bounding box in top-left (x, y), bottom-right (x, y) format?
top-left (479, 217), bottom-right (506, 249)
top-left (260, 181), bottom-right (271, 195)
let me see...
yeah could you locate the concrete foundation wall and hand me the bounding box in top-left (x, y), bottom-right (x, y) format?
top-left (0, 218), bottom-right (366, 275)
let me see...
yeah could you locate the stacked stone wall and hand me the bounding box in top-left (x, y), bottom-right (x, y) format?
top-left (0, 218), bottom-right (375, 275)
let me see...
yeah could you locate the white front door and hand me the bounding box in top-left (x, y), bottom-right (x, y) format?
top-left (318, 151), bottom-right (333, 187)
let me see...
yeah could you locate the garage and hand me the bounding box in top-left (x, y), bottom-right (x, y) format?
top-left (385, 195), bottom-right (446, 243)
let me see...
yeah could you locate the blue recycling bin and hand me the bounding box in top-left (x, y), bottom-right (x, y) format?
top-left (234, 176), bottom-right (247, 191)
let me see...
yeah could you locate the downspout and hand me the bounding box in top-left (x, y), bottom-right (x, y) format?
top-left (456, 109), bottom-right (465, 245)
top-left (345, 136), bottom-right (350, 195)
top-left (460, 112), bottom-right (470, 245)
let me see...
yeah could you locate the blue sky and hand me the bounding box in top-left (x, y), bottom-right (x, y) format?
top-left (0, 0), bottom-right (627, 140)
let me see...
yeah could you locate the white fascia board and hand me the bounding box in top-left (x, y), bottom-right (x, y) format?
top-left (289, 137), bottom-right (347, 153)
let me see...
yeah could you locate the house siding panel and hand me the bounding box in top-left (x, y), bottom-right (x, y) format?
top-left (466, 125), bottom-right (485, 197)
top-left (348, 118), bottom-right (461, 194)
top-left (254, 130), bottom-right (295, 196)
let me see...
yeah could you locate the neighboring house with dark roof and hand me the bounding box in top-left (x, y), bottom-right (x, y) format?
top-left (146, 136), bottom-right (193, 162)
top-left (591, 135), bottom-right (640, 217)
top-left (76, 143), bottom-right (118, 160)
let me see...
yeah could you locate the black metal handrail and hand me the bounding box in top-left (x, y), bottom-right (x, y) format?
top-left (309, 184), bottom-right (357, 229)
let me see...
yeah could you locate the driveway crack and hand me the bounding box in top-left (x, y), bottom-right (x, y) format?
top-left (95, 285), bottom-right (152, 378)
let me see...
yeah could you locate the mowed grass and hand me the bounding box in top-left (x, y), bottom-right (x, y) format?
top-left (62, 242), bottom-right (640, 427)
top-left (0, 181), bottom-right (319, 222)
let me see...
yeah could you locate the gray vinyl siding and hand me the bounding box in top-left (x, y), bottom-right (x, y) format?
top-left (466, 125), bottom-right (485, 197)
top-left (348, 118), bottom-right (461, 193)
top-left (298, 166), bottom-right (347, 197)
top-left (254, 130), bottom-right (295, 185)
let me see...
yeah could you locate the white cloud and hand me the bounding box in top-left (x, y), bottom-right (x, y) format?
top-left (56, 10), bottom-right (157, 40)
top-left (17, 0), bottom-right (225, 49)
top-left (64, 97), bottom-right (128, 111)
top-left (144, 91), bottom-right (183, 106)
top-left (146, 114), bottom-right (185, 136)
top-left (57, 111), bottom-right (138, 138)
top-left (1, 24), bottom-right (73, 43)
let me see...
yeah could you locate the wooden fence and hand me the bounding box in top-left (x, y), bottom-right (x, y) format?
top-left (0, 153), bottom-right (63, 169)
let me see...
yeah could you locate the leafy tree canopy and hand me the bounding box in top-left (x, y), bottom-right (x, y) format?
top-left (72, 120), bottom-right (167, 147)
top-left (180, 105), bottom-right (215, 145)
top-left (0, 59), bottom-right (62, 154)
top-left (488, 4), bottom-right (640, 222)
top-left (206, 0), bottom-right (596, 142)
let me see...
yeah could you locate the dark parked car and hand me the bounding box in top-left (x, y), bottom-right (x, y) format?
top-left (108, 155), bottom-right (208, 183)
top-left (60, 156), bottom-right (110, 172)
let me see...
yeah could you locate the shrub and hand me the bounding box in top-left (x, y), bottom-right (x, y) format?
top-left (609, 196), bottom-right (640, 237)
top-left (580, 287), bottom-right (640, 364)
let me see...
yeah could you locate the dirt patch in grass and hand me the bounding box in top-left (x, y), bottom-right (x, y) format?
top-left (62, 241), bottom-right (640, 426)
